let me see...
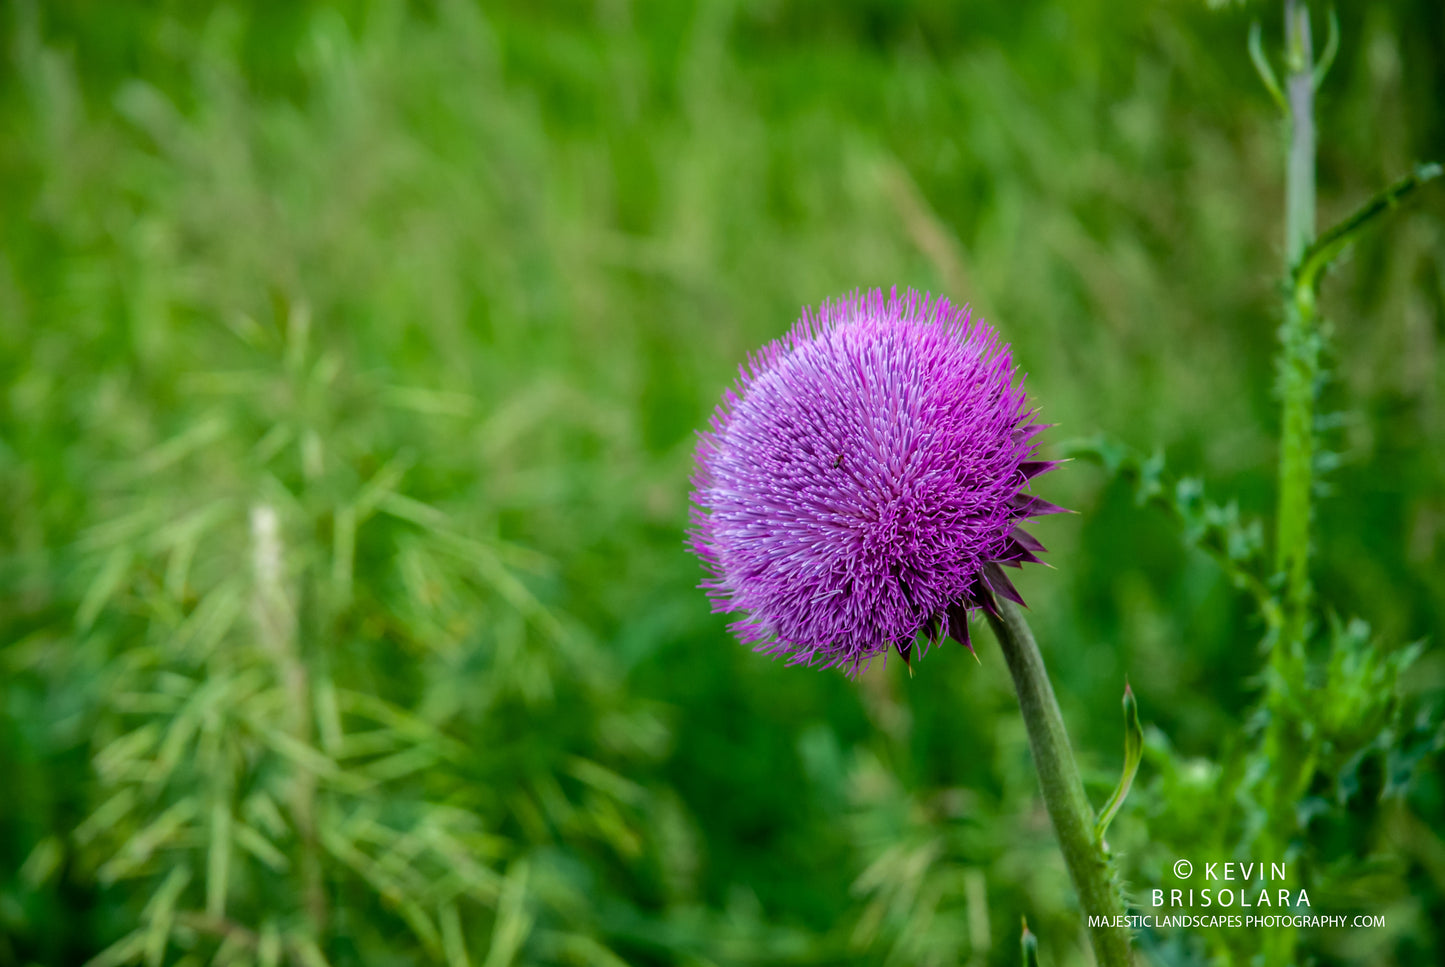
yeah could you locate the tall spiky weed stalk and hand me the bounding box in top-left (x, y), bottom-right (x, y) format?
top-left (1274, 0), bottom-right (1319, 642)
top-left (1066, 5), bottom-right (1442, 965)
top-left (1259, 10), bottom-right (1321, 965)
top-left (1256, 5), bottom-right (1444, 962)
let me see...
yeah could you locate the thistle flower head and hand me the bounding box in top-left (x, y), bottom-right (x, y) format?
top-left (689, 288), bottom-right (1061, 674)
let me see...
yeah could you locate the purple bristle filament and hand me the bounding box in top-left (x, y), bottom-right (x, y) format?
top-left (688, 288), bottom-right (1061, 675)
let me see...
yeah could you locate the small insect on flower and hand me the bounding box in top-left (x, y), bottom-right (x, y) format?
top-left (688, 288), bottom-right (1062, 675)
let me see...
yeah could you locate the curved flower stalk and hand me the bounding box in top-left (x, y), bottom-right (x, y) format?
top-left (689, 288), bottom-right (1133, 966)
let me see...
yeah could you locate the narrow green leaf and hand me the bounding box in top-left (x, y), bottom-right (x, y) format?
top-left (127, 413), bottom-right (229, 479)
top-left (75, 788), bottom-right (139, 846)
top-left (552, 935), bottom-right (631, 967)
top-left (242, 791), bottom-right (289, 841)
top-left (1247, 22), bottom-right (1286, 114)
top-left (172, 581), bottom-right (244, 657)
top-left (253, 728), bottom-right (344, 782)
top-left (379, 491), bottom-right (451, 531)
top-left (1294, 163), bottom-right (1442, 294)
top-left (83, 928), bottom-right (147, 967)
top-left (94, 724), bottom-right (162, 783)
top-left (335, 689), bottom-right (466, 758)
top-left (1021, 917), bottom-right (1039, 967)
top-left (396, 900), bottom-right (444, 956)
top-left (440, 902), bottom-right (472, 967)
top-left (151, 500), bottom-right (233, 555)
top-left (290, 936), bottom-right (330, 967)
top-left (206, 796), bottom-right (232, 916)
top-left (100, 798), bottom-right (198, 883)
top-left (79, 547), bottom-right (132, 631)
top-left (1311, 7), bottom-right (1340, 90)
top-left (79, 506), bottom-right (165, 553)
top-left (212, 932), bottom-right (251, 967)
top-left (565, 757), bottom-right (647, 807)
top-left (258, 920), bottom-right (282, 967)
top-left (145, 700), bottom-right (203, 786)
top-left (482, 861), bottom-right (533, 967)
top-left (384, 385), bottom-right (478, 417)
top-left (1094, 681), bottom-right (1143, 844)
top-left (19, 836), bottom-right (64, 887)
top-left (360, 745), bottom-right (439, 783)
top-left (352, 452), bottom-right (415, 520)
top-left (318, 823), bottom-right (440, 950)
top-left (253, 423), bottom-right (293, 463)
top-left (233, 821), bottom-right (291, 872)
top-left (142, 864), bottom-right (192, 967)
top-left (332, 503), bottom-right (355, 600)
top-left (164, 534), bottom-right (197, 600)
top-left (315, 675), bottom-right (345, 756)
top-left (336, 729), bottom-right (407, 759)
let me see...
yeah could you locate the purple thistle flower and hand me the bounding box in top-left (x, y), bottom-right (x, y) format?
top-left (689, 288), bottom-right (1062, 674)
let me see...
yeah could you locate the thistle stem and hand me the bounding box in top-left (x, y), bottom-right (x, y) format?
top-left (985, 600), bottom-right (1132, 967)
top-left (1262, 7), bottom-right (1319, 965)
top-left (1275, 0), bottom-right (1317, 647)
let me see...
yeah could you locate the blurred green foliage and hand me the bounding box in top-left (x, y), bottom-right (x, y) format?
top-left (2, 1), bottom-right (1443, 965)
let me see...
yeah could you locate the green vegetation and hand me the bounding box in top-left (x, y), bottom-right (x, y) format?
top-left (2, 1), bottom-right (1442, 965)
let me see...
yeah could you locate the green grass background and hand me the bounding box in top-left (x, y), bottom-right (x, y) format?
top-left (2, 1), bottom-right (1443, 965)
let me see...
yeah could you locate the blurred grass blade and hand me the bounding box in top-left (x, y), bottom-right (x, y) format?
top-left (78, 547), bottom-right (132, 630)
top-left (1094, 681), bottom-right (1142, 844)
top-left (331, 503), bottom-right (356, 600)
top-left (315, 674), bottom-right (345, 755)
top-left (19, 835), bottom-right (64, 887)
top-left (291, 936), bottom-right (331, 967)
top-left (75, 788), bottom-right (140, 846)
top-left (100, 797), bottom-right (198, 883)
top-left (233, 820), bottom-right (290, 871)
top-left (206, 796), bottom-right (232, 916)
top-left (258, 921), bottom-right (282, 967)
top-left (127, 413), bottom-right (229, 479)
top-left (441, 902), bottom-right (472, 967)
top-left (1021, 917), bottom-right (1039, 967)
top-left (83, 929), bottom-right (147, 967)
top-left (142, 864), bottom-right (191, 967)
top-left (483, 861), bottom-right (533, 967)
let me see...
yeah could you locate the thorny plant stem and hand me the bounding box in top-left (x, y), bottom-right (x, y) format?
top-left (985, 601), bottom-right (1133, 967)
top-left (1264, 6), bottom-right (1319, 965)
top-left (251, 504), bottom-right (327, 934)
top-left (1276, 0), bottom-right (1317, 649)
